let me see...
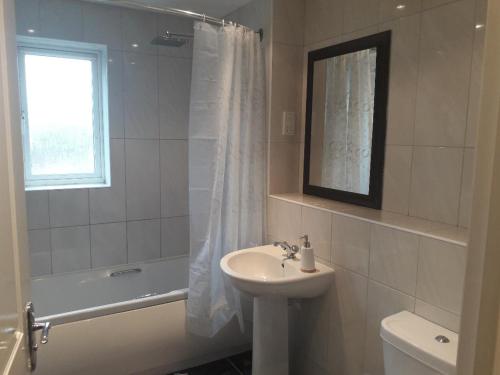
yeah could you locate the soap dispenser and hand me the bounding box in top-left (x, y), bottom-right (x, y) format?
top-left (300, 234), bottom-right (316, 273)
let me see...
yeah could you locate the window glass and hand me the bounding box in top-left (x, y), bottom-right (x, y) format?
top-left (17, 37), bottom-right (110, 190)
top-left (24, 54), bottom-right (95, 176)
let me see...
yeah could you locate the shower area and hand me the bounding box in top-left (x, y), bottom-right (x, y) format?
top-left (15, 0), bottom-right (268, 373)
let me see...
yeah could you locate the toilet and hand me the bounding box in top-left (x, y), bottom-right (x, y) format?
top-left (381, 311), bottom-right (458, 375)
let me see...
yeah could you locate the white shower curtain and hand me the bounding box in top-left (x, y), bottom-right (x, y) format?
top-left (321, 49), bottom-right (376, 194)
top-left (187, 22), bottom-right (266, 337)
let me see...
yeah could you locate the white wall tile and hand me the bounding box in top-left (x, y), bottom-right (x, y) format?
top-left (459, 148), bottom-right (474, 228)
top-left (414, 0), bottom-right (474, 146)
top-left (26, 190), bottom-right (49, 230)
top-left (381, 14), bottom-right (420, 146)
top-left (49, 189), bottom-right (89, 227)
top-left (379, 0), bottom-right (422, 22)
top-left (415, 299), bottom-right (461, 332)
top-left (332, 215), bottom-right (371, 275)
top-left (341, 25), bottom-right (380, 43)
top-left (39, 0), bottom-right (83, 41)
top-left (107, 50), bottom-right (125, 139)
top-left (127, 219), bottom-right (161, 262)
top-left (422, 0), bottom-right (461, 10)
top-left (465, 0), bottom-right (486, 147)
top-left (160, 140), bottom-right (188, 218)
top-left (267, 198), bottom-right (301, 244)
top-left (121, 9), bottom-right (158, 54)
top-left (161, 216), bottom-right (189, 257)
top-left (15, 0), bottom-right (40, 36)
top-left (270, 43), bottom-right (303, 143)
top-left (89, 139), bottom-right (126, 224)
top-left (416, 237), bottom-right (466, 314)
top-left (28, 229), bottom-right (51, 277)
top-left (159, 57), bottom-right (191, 140)
top-left (363, 281), bottom-right (415, 375)
top-left (382, 146), bottom-right (412, 215)
top-left (90, 222), bottom-right (127, 268)
top-left (51, 226), bottom-right (91, 273)
top-left (409, 147), bottom-right (463, 225)
top-left (123, 52), bottom-right (159, 139)
top-left (301, 206), bottom-right (332, 262)
top-left (82, 2), bottom-right (122, 49)
top-left (304, 0), bottom-right (343, 45)
top-left (125, 139), bottom-right (161, 220)
top-left (343, 0), bottom-right (381, 33)
top-left (329, 267), bottom-right (368, 375)
top-left (269, 142), bottom-right (300, 194)
top-left (273, 0), bottom-right (304, 45)
top-left (369, 225), bottom-right (419, 295)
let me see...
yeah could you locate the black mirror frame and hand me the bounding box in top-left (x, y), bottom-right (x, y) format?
top-left (303, 31), bottom-right (391, 209)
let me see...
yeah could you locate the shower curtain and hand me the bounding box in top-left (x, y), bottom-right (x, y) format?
top-left (187, 22), bottom-right (266, 337)
top-left (321, 49), bottom-right (376, 194)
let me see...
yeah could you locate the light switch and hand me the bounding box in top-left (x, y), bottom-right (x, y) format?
top-left (282, 111), bottom-right (296, 136)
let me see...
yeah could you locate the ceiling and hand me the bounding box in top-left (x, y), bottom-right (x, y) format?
top-left (114, 0), bottom-right (254, 17)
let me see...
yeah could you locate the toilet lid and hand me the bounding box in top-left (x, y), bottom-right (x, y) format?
top-left (380, 311), bottom-right (458, 374)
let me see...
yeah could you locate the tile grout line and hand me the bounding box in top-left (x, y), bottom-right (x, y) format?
top-left (225, 358), bottom-right (244, 375)
top-left (87, 189), bottom-right (92, 269)
top-left (407, 9), bottom-right (424, 218)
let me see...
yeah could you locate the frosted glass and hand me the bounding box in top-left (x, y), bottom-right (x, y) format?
top-left (24, 54), bottom-right (96, 176)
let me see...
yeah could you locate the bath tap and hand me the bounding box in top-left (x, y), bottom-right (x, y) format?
top-left (273, 241), bottom-right (299, 260)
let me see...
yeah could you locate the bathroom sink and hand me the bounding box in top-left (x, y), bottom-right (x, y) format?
top-left (220, 244), bottom-right (334, 298)
top-left (220, 244), bottom-right (334, 375)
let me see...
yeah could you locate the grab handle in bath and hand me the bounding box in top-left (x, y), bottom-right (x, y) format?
top-left (109, 268), bottom-right (142, 277)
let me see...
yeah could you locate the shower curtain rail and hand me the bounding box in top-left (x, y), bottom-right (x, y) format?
top-left (89, 0), bottom-right (264, 40)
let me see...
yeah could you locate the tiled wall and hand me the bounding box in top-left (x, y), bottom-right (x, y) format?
top-left (270, 0), bottom-right (486, 227)
top-left (268, 0), bottom-right (305, 194)
top-left (267, 1), bottom-right (479, 373)
top-left (268, 196), bottom-right (466, 375)
top-left (16, 0), bottom-right (192, 277)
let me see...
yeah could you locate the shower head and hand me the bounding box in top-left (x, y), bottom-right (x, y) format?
top-left (151, 31), bottom-right (193, 47)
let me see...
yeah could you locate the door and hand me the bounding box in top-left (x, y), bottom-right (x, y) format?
top-left (0, 0), bottom-right (34, 373)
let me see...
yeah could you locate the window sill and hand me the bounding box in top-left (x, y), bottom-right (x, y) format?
top-left (26, 182), bottom-right (111, 191)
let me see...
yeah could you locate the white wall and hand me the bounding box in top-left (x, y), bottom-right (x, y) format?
top-left (268, 196), bottom-right (467, 375)
top-left (267, 1), bottom-right (483, 372)
top-left (16, 0), bottom-right (193, 276)
top-left (269, 0), bottom-right (485, 228)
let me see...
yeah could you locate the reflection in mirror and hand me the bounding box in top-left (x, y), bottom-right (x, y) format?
top-left (309, 49), bottom-right (376, 195)
top-left (304, 31), bottom-right (391, 209)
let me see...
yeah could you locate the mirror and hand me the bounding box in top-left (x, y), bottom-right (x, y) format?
top-left (304, 31), bottom-right (391, 209)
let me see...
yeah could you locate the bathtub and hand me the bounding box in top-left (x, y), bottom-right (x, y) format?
top-left (32, 257), bottom-right (250, 375)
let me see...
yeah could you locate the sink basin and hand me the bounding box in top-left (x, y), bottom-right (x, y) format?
top-left (220, 244), bottom-right (334, 375)
top-left (220, 244), bottom-right (334, 298)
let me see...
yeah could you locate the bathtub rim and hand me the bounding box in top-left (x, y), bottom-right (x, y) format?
top-left (37, 288), bottom-right (189, 326)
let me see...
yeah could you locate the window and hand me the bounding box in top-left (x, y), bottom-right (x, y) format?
top-left (17, 36), bottom-right (110, 190)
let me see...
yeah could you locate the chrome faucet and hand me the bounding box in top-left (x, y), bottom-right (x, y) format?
top-left (273, 241), bottom-right (299, 260)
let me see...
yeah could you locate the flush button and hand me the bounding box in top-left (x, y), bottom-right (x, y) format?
top-left (435, 335), bottom-right (450, 343)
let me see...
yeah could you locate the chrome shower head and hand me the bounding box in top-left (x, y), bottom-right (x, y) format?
top-left (151, 31), bottom-right (192, 47)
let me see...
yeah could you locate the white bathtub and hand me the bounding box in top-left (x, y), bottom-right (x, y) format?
top-left (32, 257), bottom-right (250, 375)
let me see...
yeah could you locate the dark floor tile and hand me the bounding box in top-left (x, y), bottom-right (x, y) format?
top-left (169, 358), bottom-right (242, 375)
top-left (228, 351), bottom-right (252, 374)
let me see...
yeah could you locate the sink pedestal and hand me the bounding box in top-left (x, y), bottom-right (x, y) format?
top-left (221, 245), bottom-right (335, 374)
top-left (252, 295), bottom-right (288, 375)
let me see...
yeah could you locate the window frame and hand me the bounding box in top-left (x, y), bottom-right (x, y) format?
top-left (17, 36), bottom-right (111, 190)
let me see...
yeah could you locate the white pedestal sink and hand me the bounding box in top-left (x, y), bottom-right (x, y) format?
top-left (220, 245), bottom-right (334, 375)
